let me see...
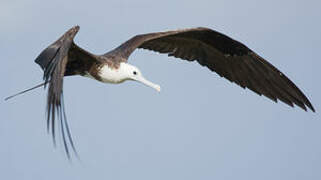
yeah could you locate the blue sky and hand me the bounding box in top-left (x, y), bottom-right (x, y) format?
top-left (1, 0), bottom-right (320, 179)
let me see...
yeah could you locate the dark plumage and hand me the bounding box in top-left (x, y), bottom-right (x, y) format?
top-left (8, 25), bottom-right (314, 159)
top-left (109, 27), bottom-right (314, 111)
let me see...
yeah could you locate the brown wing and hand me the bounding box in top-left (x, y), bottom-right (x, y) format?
top-left (108, 27), bottom-right (314, 112)
top-left (35, 26), bottom-right (99, 159)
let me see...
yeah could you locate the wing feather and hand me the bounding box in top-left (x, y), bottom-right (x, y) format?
top-left (34, 26), bottom-right (97, 159)
top-left (110, 27), bottom-right (314, 112)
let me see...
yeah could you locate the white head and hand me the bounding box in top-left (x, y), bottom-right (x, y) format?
top-left (124, 63), bottom-right (161, 92)
top-left (99, 62), bottom-right (161, 92)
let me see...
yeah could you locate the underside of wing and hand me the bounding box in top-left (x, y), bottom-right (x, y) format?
top-left (34, 26), bottom-right (97, 159)
top-left (112, 27), bottom-right (314, 112)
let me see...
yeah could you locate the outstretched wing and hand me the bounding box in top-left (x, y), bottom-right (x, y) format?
top-left (35, 26), bottom-right (98, 159)
top-left (109, 27), bottom-right (314, 112)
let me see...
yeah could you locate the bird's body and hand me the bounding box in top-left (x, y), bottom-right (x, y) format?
top-left (83, 62), bottom-right (129, 83)
top-left (7, 25), bottom-right (315, 159)
top-left (98, 63), bottom-right (128, 83)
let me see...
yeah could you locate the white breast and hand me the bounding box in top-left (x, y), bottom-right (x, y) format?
top-left (98, 64), bottom-right (128, 84)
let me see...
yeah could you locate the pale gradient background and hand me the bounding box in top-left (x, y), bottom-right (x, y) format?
top-left (1, 0), bottom-right (320, 179)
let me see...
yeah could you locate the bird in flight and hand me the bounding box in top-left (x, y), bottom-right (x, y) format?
top-left (6, 25), bottom-right (314, 159)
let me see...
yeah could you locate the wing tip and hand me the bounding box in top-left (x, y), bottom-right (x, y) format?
top-left (307, 104), bottom-right (316, 113)
top-left (69, 25), bottom-right (80, 36)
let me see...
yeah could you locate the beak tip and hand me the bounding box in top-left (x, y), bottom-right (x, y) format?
top-left (156, 85), bottom-right (161, 92)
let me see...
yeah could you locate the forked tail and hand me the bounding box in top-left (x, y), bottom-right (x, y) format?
top-left (5, 82), bottom-right (46, 101)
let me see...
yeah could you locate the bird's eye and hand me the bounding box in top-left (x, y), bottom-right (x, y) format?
top-left (133, 71), bottom-right (137, 75)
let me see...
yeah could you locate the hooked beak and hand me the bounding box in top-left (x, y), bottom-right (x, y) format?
top-left (133, 76), bottom-right (161, 92)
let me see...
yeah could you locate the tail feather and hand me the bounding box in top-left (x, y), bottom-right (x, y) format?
top-left (5, 82), bottom-right (46, 101)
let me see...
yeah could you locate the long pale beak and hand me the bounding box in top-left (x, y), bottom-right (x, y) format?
top-left (133, 76), bottom-right (161, 92)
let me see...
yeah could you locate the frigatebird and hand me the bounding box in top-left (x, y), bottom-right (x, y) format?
top-left (6, 26), bottom-right (314, 159)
